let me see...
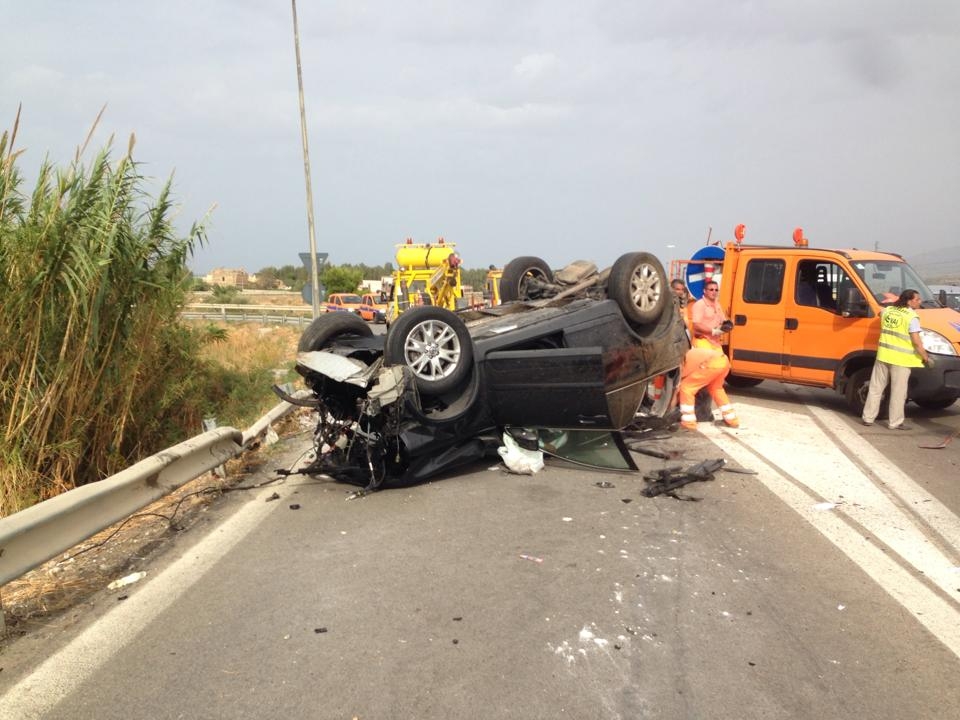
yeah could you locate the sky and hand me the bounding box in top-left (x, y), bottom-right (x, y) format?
top-left (2, 1), bottom-right (959, 276)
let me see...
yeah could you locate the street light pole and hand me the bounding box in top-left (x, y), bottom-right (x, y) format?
top-left (291, 0), bottom-right (321, 318)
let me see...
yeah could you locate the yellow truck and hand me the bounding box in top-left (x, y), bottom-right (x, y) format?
top-left (384, 238), bottom-right (463, 324)
top-left (484, 267), bottom-right (503, 307)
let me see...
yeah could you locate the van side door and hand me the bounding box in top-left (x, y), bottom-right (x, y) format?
top-left (726, 256), bottom-right (788, 380)
top-left (784, 259), bottom-right (874, 385)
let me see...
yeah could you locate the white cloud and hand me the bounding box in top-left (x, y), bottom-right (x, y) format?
top-left (514, 53), bottom-right (561, 81)
top-left (1, 1), bottom-right (958, 274)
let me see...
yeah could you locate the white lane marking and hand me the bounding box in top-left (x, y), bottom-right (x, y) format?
top-left (712, 404), bottom-right (960, 598)
top-left (701, 404), bottom-right (960, 659)
top-left (805, 404), bottom-right (960, 553)
top-left (0, 487), bottom-right (283, 718)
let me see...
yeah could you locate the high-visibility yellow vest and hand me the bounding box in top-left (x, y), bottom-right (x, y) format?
top-left (876, 306), bottom-right (923, 367)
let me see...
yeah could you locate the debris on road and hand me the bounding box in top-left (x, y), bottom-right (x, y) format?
top-left (519, 554), bottom-right (544, 564)
top-left (628, 446), bottom-right (673, 460)
top-left (721, 465), bottom-right (758, 475)
top-left (107, 571), bottom-right (146, 590)
top-left (919, 428), bottom-right (960, 449)
top-left (641, 458), bottom-right (726, 498)
top-left (498, 431), bottom-right (545, 475)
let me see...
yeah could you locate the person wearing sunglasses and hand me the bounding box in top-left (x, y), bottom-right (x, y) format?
top-left (690, 281), bottom-right (730, 349)
top-left (680, 280), bottom-right (739, 430)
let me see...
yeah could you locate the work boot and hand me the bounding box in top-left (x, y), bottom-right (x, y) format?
top-left (724, 417), bottom-right (740, 428)
top-left (680, 420), bottom-right (698, 431)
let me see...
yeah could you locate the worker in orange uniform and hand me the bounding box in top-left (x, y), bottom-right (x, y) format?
top-left (690, 280), bottom-right (727, 349)
top-left (677, 341), bottom-right (739, 431)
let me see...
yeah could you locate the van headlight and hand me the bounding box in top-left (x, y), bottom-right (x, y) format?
top-left (919, 329), bottom-right (958, 356)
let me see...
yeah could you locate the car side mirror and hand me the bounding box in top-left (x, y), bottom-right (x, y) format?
top-left (938, 289), bottom-right (947, 307)
top-left (839, 285), bottom-right (870, 318)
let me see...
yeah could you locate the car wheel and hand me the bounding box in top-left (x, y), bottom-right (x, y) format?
top-left (913, 395), bottom-right (957, 410)
top-left (500, 256), bottom-right (553, 302)
top-left (383, 306), bottom-right (474, 395)
top-left (297, 312), bottom-right (372, 352)
top-left (608, 252), bottom-right (668, 326)
top-left (726, 374), bottom-right (764, 389)
top-left (845, 365), bottom-right (887, 417)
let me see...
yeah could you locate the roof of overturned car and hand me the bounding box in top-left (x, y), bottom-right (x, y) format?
top-left (287, 251), bottom-right (689, 491)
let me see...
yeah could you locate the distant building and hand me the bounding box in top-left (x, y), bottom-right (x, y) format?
top-left (205, 268), bottom-right (250, 287)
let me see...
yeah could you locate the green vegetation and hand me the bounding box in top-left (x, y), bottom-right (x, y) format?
top-left (252, 261), bottom-right (396, 291)
top-left (208, 285), bottom-right (246, 304)
top-left (321, 265), bottom-right (364, 295)
top-left (0, 122), bottom-right (292, 516)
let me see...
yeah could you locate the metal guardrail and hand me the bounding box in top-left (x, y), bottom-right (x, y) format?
top-left (0, 391), bottom-right (312, 592)
top-left (180, 303), bottom-right (318, 326)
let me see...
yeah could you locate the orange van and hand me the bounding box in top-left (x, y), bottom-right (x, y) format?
top-left (677, 234), bottom-right (960, 413)
top-left (325, 293), bottom-right (363, 315)
top-left (358, 292), bottom-right (387, 323)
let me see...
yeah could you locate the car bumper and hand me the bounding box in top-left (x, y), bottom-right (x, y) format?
top-left (909, 352), bottom-right (960, 400)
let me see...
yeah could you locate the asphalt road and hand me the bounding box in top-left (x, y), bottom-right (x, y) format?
top-left (1, 386), bottom-right (958, 720)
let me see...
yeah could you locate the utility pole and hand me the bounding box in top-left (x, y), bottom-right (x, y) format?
top-left (291, 0), bottom-right (321, 318)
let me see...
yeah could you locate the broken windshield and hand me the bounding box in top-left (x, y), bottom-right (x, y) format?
top-left (537, 429), bottom-right (638, 471)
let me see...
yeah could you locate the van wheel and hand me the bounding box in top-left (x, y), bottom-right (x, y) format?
top-left (608, 252), bottom-right (668, 326)
top-left (384, 306), bottom-right (473, 396)
top-left (845, 366), bottom-right (887, 417)
top-left (298, 313), bottom-right (372, 352)
top-left (500, 256), bottom-right (553, 302)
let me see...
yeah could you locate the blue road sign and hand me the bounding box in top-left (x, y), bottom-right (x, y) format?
top-left (685, 245), bottom-right (726, 300)
top-left (301, 282), bottom-right (326, 305)
top-left (299, 252), bottom-right (329, 271)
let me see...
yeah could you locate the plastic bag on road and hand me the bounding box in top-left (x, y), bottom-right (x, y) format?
top-left (498, 432), bottom-right (545, 475)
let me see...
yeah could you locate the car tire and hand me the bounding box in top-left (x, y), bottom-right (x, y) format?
top-left (297, 312), bottom-right (372, 352)
top-left (608, 252), bottom-right (668, 326)
top-left (726, 374), bottom-right (764, 389)
top-left (384, 306), bottom-right (474, 396)
top-left (500, 256), bottom-right (553, 302)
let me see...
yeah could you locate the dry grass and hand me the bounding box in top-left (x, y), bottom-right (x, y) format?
top-left (188, 291), bottom-right (306, 307)
top-left (197, 323), bottom-right (300, 374)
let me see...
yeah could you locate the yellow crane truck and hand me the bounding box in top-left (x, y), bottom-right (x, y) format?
top-left (384, 238), bottom-right (463, 325)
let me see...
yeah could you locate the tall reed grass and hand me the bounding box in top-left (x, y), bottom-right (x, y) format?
top-left (0, 117), bottom-right (213, 515)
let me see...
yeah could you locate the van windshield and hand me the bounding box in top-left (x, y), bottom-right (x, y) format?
top-left (850, 260), bottom-right (936, 307)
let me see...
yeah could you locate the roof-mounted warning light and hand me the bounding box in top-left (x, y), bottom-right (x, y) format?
top-left (405, 238), bottom-right (413, 245)
top-left (793, 227), bottom-right (808, 247)
top-left (733, 223), bottom-right (746, 247)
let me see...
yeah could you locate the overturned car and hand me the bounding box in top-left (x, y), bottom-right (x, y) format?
top-left (284, 252), bottom-right (689, 490)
